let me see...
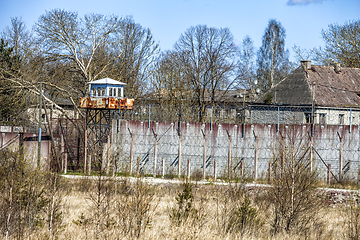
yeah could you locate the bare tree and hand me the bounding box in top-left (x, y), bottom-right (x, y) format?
top-left (1, 17), bottom-right (34, 62)
top-left (237, 35), bottom-right (256, 90)
top-left (35, 10), bottom-right (159, 97)
top-left (173, 25), bottom-right (238, 121)
top-left (111, 17), bottom-right (160, 97)
top-left (256, 19), bottom-right (291, 90)
top-left (269, 127), bottom-right (323, 237)
top-left (313, 20), bottom-right (360, 68)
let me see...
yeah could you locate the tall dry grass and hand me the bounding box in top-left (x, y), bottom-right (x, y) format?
top-left (0, 173), bottom-right (356, 240)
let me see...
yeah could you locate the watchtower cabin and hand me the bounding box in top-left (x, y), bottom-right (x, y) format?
top-left (79, 78), bottom-right (134, 109)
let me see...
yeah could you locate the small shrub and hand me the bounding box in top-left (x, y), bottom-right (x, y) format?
top-left (226, 196), bottom-right (263, 235)
top-left (115, 178), bottom-right (157, 238)
top-left (170, 181), bottom-right (197, 227)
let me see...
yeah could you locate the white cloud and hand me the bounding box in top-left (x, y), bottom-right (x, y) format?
top-left (287, 0), bottom-right (324, 5)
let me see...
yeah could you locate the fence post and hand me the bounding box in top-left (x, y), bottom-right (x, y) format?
top-left (240, 161), bottom-right (244, 178)
top-left (187, 159), bottom-right (191, 180)
top-left (210, 106), bottom-right (213, 131)
top-left (309, 136), bottom-right (313, 172)
top-left (214, 159), bottom-right (217, 181)
top-left (152, 129), bottom-right (157, 178)
top-left (268, 161), bottom-right (272, 183)
top-left (280, 132), bottom-right (285, 177)
top-left (277, 106), bottom-right (280, 132)
top-left (64, 146), bottom-right (68, 175)
top-left (178, 133), bottom-right (182, 178)
top-left (61, 128), bottom-right (64, 172)
top-left (84, 122), bottom-right (87, 174)
top-left (253, 131), bottom-right (258, 181)
top-left (327, 164), bottom-right (331, 185)
top-left (202, 129), bottom-right (207, 180)
top-left (128, 128), bottom-right (134, 175)
top-left (227, 131), bottom-right (232, 181)
top-left (136, 157), bottom-right (140, 176)
top-left (87, 154), bottom-right (91, 176)
top-left (162, 158), bottom-right (165, 178)
top-left (338, 132), bottom-right (343, 181)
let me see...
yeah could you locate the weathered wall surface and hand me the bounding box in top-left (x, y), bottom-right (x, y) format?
top-left (0, 130), bottom-right (50, 171)
top-left (250, 106), bottom-right (360, 126)
top-left (112, 120), bottom-right (360, 181)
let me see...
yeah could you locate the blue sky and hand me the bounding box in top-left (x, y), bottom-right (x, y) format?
top-left (0, 0), bottom-right (359, 62)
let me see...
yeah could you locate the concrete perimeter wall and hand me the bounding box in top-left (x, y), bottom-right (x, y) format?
top-left (112, 120), bottom-right (360, 181)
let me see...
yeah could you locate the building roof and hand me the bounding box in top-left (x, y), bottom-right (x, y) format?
top-left (87, 78), bottom-right (127, 86)
top-left (255, 61), bottom-right (360, 107)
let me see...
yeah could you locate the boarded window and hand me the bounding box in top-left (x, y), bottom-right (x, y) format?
top-left (305, 113), bottom-right (311, 124)
top-left (339, 114), bottom-right (344, 125)
top-left (319, 113), bottom-right (326, 125)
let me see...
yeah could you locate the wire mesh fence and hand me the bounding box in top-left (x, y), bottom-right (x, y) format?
top-left (34, 103), bottom-right (360, 183)
top-left (110, 120), bottom-right (360, 182)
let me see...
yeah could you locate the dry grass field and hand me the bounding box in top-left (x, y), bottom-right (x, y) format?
top-left (1, 148), bottom-right (360, 240)
top-left (12, 175), bottom-right (357, 240)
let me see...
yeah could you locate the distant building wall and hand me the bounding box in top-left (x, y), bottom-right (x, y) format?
top-left (0, 127), bottom-right (50, 171)
top-left (250, 105), bottom-right (360, 126)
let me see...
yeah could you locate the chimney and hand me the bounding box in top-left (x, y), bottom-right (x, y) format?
top-left (300, 60), bottom-right (311, 70)
top-left (333, 62), bottom-right (341, 73)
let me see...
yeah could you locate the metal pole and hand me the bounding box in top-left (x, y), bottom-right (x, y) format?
top-left (350, 107), bottom-right (352, 133)
top-left (37, 82), bottom-right (43, 169)
top-left (148, 105), bottom-right (151, 129)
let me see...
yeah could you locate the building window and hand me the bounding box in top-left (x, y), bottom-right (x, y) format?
top-left (305, 113), bottom-right (311, 124)
top-left (42, 114), bottom-right (47, 123)
top-left (109, 88), bottom-right (113, 97)
top-left (339, 114), bottom-right (344, 125)
top-left (319, 113), bottom-right (326, 125)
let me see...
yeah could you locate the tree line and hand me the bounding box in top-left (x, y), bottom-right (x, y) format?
top-left (0, 9), bottom-right (359, 126)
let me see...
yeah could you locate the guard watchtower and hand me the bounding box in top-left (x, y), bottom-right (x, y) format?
top-left (80, 78), bottom-right (134, 172)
